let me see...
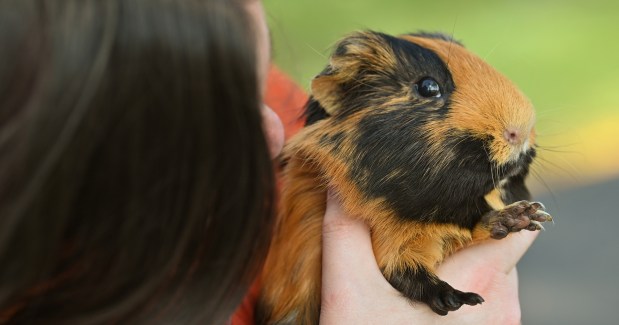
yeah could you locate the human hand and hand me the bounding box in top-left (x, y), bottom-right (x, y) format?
top-left (320, 193), bottom-right (537, 325)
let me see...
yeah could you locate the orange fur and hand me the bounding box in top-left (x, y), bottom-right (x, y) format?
top-left (259, 155), bottom-right (325, 324)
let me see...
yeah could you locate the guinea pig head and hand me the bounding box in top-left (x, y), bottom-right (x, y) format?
top-left (309, 32), bottom-right (535, 180)
top-left (401, 35), bottom-right (536, 169)
top-left (303, 31), bottom-right (536, 219)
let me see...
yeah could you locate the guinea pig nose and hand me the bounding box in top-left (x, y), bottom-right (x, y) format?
top-left (503, 128), bottom-right (521, 145)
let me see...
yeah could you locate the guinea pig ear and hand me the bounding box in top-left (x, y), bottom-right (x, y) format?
top-left (310, 31), bottom-right (394, 115)
top-left (304, 96), bottom-right (331, 126)
top-left (310, 66), bottom-right (341, 115)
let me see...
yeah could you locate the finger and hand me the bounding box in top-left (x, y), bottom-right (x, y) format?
top-left (321, 193), bottom-right (385, 289)
top-left (260, 104), bottom-right (284, 159)
top-left (321, 193), bottom-right (410, 324)
top-left (453, 230), bottom-right (539, 275)
top-left (486, 230), bottom-right (539, 273)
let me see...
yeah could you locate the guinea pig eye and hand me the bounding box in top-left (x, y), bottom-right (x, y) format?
top-left (416, 77), bottom-right (441, 98)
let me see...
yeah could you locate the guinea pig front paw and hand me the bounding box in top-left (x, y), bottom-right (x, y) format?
top-left (484, 201), bottom-right (553, 239)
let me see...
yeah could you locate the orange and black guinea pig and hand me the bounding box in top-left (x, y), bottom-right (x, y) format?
top-left (256, 31), bottom-right (553, 324)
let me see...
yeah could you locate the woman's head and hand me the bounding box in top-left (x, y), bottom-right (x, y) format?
top-left (0, 0), bottom-right (275, 323)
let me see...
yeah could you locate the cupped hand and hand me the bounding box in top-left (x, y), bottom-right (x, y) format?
top-left (320, 193), bottom-right (537, 325)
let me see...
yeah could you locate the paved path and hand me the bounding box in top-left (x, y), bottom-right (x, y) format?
top-left (519, 177), bottom-right (619, 325)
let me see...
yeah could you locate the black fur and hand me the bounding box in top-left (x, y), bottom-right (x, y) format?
top-left (352, 111), bottom-right (498, 229)
top-left (318, 131), bottom-right (345, 154)
top-left (503, 175), bottom-right (532, 204)
top-left (501, 149), bottom-right (535, 204)
top-left (409, 31), bottom-right (464, 47)
top-left (304, 98), bottom-right (330, 126)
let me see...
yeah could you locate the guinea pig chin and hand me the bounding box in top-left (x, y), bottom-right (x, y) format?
top-left (489, 140), bottom-right (536, 177)
top-left (495, 146), bottom-right (536, 180)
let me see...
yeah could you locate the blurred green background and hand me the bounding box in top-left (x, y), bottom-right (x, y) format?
top-left (264, 0), bottom-right (619, 324)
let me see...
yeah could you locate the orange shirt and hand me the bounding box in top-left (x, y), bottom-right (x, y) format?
top-left (230, 66), bottom-right (308, 325)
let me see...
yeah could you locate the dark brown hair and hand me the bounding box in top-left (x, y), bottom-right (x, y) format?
top-left (0, 0), bottom-right (274, 323)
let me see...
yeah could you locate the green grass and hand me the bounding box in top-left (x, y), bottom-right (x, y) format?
top-left (264, 0), bottom-right (619, 131)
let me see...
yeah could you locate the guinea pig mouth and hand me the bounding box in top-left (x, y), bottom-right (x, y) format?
top-left (494, 147), bottom-right (536, 179)
top-left (451, 134), bottom-right (534, 179)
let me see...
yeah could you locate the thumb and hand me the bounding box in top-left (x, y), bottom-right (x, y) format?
top-left (321, 192), bottom-right (388, 294)
top-left (476, 230), bottom-right (540, 273)
top-left (441, 230), bottom-right (539, 283)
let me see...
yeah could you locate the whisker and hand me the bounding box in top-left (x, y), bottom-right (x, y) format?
top-left (534, 155), bottom-right (580, 182)
top-left (530, 168), bottom-right (557, 200)
top-left (536, 143), bottom-right (578, 150)
top-left (483, 41), bottom-right (502, 61)
top-left (445, 14), bottom-right (459, 69)
top-left (304, 43), bottom-right (328, 59)
top-left (347, 76), bottom-right (386, 94)
top-left (536, 143), bottom-right (584, 172)
top-left (535, 106), bottom-right (575, 116)
top-left (536, 145), bottom-right (585, 158)
top-left (481, 144), bottom-right (497, 189)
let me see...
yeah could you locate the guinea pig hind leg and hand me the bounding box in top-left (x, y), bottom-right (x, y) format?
top-left (473, 201), bottom-right (553, 241)
top-left (386, 264), bottom-right (484, 316)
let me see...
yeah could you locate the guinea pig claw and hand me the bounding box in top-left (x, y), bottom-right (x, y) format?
top-left (485, 200), bottom-right (553, 239)
top-left (529, 220), bottom-right (545, 231)
top-left (531, 201), bottom-right (546, 211)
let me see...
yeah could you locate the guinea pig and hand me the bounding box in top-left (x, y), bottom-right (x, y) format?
top-left (256, 31), bottom-right (552, 324)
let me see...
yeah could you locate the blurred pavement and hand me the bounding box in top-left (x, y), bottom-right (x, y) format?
top-left (519, 177), bottom-right (619, 325)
